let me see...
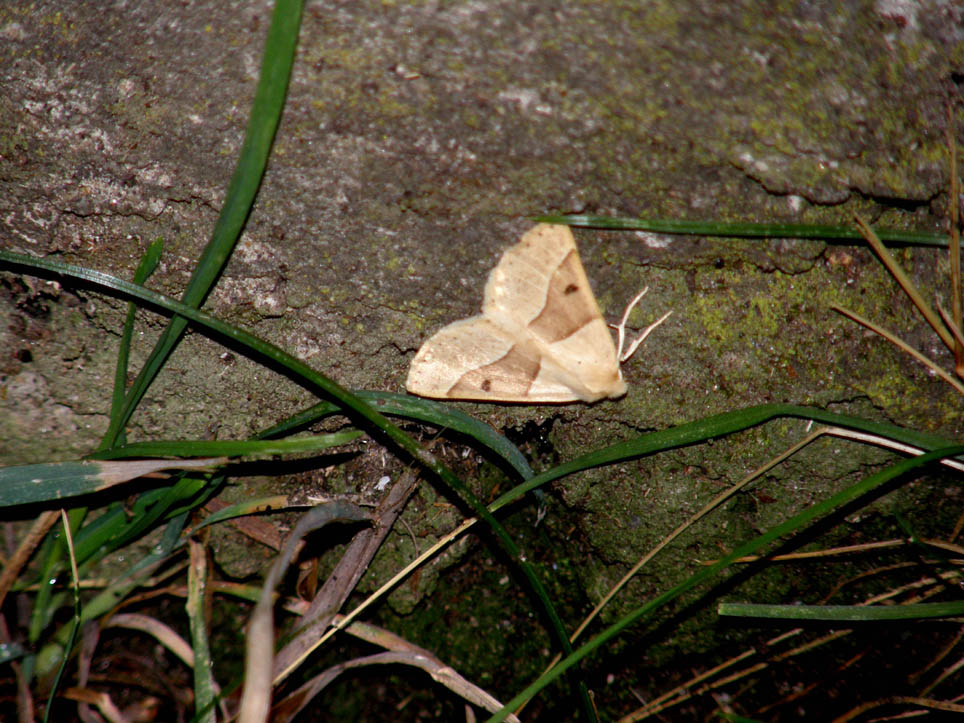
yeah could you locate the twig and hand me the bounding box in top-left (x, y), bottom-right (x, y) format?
top-left (831, 304), bottom-right (964, 396)
top-left (947, 102), bottom-right (963, 373)
top-left (852, 214), bottom-right (955, 351)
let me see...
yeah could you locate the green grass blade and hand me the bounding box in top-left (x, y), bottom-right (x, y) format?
top-left (25, 528), bottom-right (71, 665)
top-left (187, 539), bottom-right (216, 723)
top-left (66, 504), bottom-right (129, 566)
top-left (50, 473), bottom-right (218, 568)
top-left (0, 251), bottom-right (582, 703)
top-left (718, 601), bottom-right (964, 621)
top-left (0, 459), bottom-right (225, 508)
top-left (108, 474), bottom-right (215, 555)
top-left (487, 445), bottom-right (964, 722)
top-left (187, 495), bottom-right (290, 532)
top-left (537, 214), bottom-right (948, 247)
top-left (102, 0), bottom-right (304, 447)
top-left (487, 404), bottom-right (962, 515)
top-left (0, 642), bottom-right (27, 664)
top-left (256, 389), bottom-right (549, 514)
top-left (110, 237), bottom-right (164, 445)
top-left (22, 0), bottom-right (305, 678)
top-left (43, 513), bottom-right (80, 723)
top-left (258, 391), bottom-right (534, 480)
top-left (34, 511), bottom-right (191, 680)
top-left (90, 430), bottom-right (362, 460)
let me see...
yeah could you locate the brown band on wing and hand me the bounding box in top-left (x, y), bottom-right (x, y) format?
top-left (527, 250), bottom-right (599, 343)
top-left (447, 342), bottom-right (541, 398)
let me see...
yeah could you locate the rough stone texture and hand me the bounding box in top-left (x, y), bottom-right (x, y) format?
top-left (2, 0), bottom-right (964, 717)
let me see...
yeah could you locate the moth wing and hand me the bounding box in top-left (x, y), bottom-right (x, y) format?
top-left (482, 224), bottom-right (625, 401)
top-left (406, 315), bottom-right (589, 402)
top-left (406, 224), bottom-right (628, 403)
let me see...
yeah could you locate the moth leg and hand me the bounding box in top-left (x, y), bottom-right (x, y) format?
top-left (611, 287), bottom-right (672, 362)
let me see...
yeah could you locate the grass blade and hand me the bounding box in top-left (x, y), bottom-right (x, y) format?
top-left (488, 445), bottom-right (964, 722)
top-left (90, 430), bottom-right (362, 460)
top-left (0, 250), bottom-right (583, 706)
top-left (487, 404), bottom-right (963, 515)
top-left (187, 538), bottom-right (216, 723)
top-left (539, 214), bottom-right (948, 247)
top-left (258, 391), bottom-right (533, 481)
top-left (109, 237), bottom-right (163, 445)
top-left (718, 601), bottom-right (964, 621)
top-left (0, 459), bottom-right (225, 507)
top-left (102, 0), bottom-right (304, 447)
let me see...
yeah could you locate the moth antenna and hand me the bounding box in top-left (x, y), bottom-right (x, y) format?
top-left (620, 310), bottom-right (672, 362)
top-left (611, 287), bottom-right (672, 362)
top-left (613, 287), bottom-right (649, 360)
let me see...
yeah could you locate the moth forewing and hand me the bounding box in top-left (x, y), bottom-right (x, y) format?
top-left (406, 224), bottom-right (640, 403)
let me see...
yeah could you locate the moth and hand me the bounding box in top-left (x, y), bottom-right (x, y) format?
top-left (406, 223), bottom-right (670, 403)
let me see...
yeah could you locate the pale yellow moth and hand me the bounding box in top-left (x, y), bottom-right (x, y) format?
top-left (406, 223), bottom-right (670, 403)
